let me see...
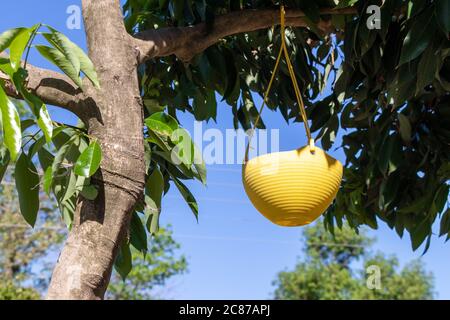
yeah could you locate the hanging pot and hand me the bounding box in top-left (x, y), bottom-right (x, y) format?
top-left (243, 145), bottom-right (343, 227)
top-left (242, 5), bottom-right (344, 227)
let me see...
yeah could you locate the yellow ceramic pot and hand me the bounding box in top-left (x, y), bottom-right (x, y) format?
top-left (243, 145), bottom-right (343, 227)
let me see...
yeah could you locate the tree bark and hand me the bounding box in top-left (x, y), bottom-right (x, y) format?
top-left (46, 0), bottom-right (145, 299)
top-left (0, 53), bottom-right (83, 117)
top-left (132, 7), bottom-right (356, 62)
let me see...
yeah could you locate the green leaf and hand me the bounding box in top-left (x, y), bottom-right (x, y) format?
top-left (170, 128), bottom-right (207, 184)
top-left (170, 128), bottom-right (195, 164)
top-left (59, 198), bottom-right (75, 229)
top-left (0, 147), bottom-right (10, 183)
top-left (20, 119), bottom-right (35, 132)
top-left (43, 27), bottom-right (99, 88)
top-left (0, 28), bottom-right (26, 53)
top-left (146, 166), bottom-right (164, 208)
top-left (0, 57), bottom-right (14, 77)
top-left (37, 104), bottom-right (53, 143)
top-left (437, 162), bottom-right (450, 181)
top-left (173, 177), bottom-right (198, 220)
top-left (145, 112), bottom-right (179, 137)
top-left (193, 148), bottom-right (207, 185)
top-left (71, 44), bottom-right (100, 88)
top-left (45, 135), bottom-right (81, 199)
top-left (144, 141), bottom-right (152, 171)
top-left (439, 208), bottom-right (450, 237)
top-left (410, 218), bottom-right (432, 251)
top-left (147, 130), bottom-right (172, 153)
top-left (388, 143), bottom-right (403, 175)
top-left (35, 45), bottom-right (83, 88)
top-left (193, 91), bottom-right (217, 121)
top-left (416, 43), bottom-right (439, 95)
top-left (399, 194), bottom-right (431, 213)
top-left (61, 171), bottom-right (78, 202)
top-left (388, 64), bottom-right (417, 106)
top-left (114, 242), bottom-right (132, 281)
top-left (435, 0), bottom-right (450, 33)
top-left (378, 136), bottom-right (394, 174)
top-left (37, 147), bottom-right (54, 171)
top-left (407, 1), bottom-right (414, 19)
top-left (130, 212), bottom-right (148, 254)
top-left (15, 153), bottom-right (40, 227)
top-left (398, 114), bottom-right (412, 143)
top-left (434, 184), bottom-right (449, 213)
top-left (10, 69), bottom-right (53, 143)
top-left (43, 166), bottom-right (52, 195)
top-left (145, 167), bottom-right (164, 235)
top-left (222, 47), bottom-right (238, 101)
top-left (378, 134), bottom-right (401, 175)
top-left (379, 172), bottom-right (401, 211)
top-left (336, 0), bottom-right (358, 8)
top-left (422, 234), bottom-right (432, 255)
top-left (50, 136), bottom-right (75, 181)
top-left (399, 10), bottom-right (436, 65)
top-left (80, 184), bottom-right (98, 200)
top-left (8, 24), bottom-right (38, 71)
top-left (0, 102), bottom-right (2, 140)
top-left (145, 198), bottom-right (160, 235)
top-left (0, 86), bottom-right (21, 161)
top-left (172, 0), bottom-right (185, 20)
top-left (43, 28), bottom-right (81, 76)
top-left (74, 140), bottom-right (102, 177)
top-left (154, 150), bottom-right (194, 179)
top-left (9, 28), bottom-right (33, 70)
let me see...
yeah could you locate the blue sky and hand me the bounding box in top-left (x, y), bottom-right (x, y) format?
top-left (2, 1), bottom-right (449, 299)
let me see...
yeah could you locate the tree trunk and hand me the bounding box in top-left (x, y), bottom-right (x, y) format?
top-left (46, 0), bottom-right (145, 299)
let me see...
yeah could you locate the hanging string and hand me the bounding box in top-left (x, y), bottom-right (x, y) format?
top-left (244, 5), bottom-right (314, 163)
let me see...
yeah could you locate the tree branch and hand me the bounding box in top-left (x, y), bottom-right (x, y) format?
top-left (132, 7), bottom-right (357, 63)
top-left (0, 53), bottom-right (84, 118)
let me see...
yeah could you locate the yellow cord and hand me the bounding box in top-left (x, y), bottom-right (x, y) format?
top-left (245, 5), bottom-right (314, 163)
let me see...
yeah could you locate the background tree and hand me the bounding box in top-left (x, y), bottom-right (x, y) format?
top-left (0, 171), bottom-right (64, 299)
top-left (0, 281), bottom-right (40, 300)
top-left (0, 0), bottom-right (448, 299)
top-left (107, 227), bottom-right (187, 300)
top-left (273, 224), bottom-right (435, 300)
top-left (0, 179), bottom-right (187, 301)
top-left (0, 174), bottom-right (187, 300)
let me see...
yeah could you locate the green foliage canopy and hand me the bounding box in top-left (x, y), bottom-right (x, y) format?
top-left (124, 0), bottom-right (450, 250)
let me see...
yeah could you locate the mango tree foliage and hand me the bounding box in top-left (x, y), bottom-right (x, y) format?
top-left (0, 0), bottom-right (449, 298)
top-left (0, 24), bottom-right (102, 230)
top-left (0, 24), bottom-right (204, 280)
top-left (124, 0), bottom-right (450, 251)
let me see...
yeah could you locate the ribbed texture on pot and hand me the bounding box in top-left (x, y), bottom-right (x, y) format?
top-left (242, 146), bottom-right (343, 227)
